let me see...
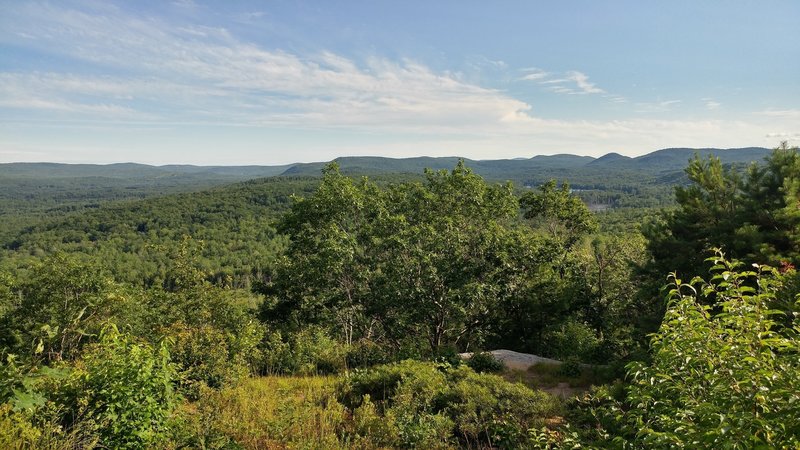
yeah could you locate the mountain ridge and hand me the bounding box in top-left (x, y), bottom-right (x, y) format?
top-left (0, 147), bottom-right (772, 180)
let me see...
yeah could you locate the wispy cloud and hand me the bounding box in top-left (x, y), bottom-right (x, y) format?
top-left (0, 2), bottom-right (534, 133)
top-left (519, 69), bottom-right (606, 95)
top-left (757, 109), bottom-right (800, 119)
top-left (765, 132), bottom-right (800, 139)
top-left (519, 68), bottom-right (549, 81)
top-left (565, 71), bottom-right (605, 94)
top-left (758, 110), bottom-right (800, 144)
top-left (634, 100), bottom-right (682, 113)
top-left (702, 98), bottom-right (721, 110)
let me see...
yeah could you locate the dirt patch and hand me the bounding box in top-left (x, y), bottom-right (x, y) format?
top-left (459, 349), bottom-right (562, 371)
top-left (461, 350), bottom-right (613, 398)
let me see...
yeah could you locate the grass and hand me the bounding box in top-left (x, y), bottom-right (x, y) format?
top-left (177, 376), bottom-right (358, 449)
top-left (0, 404), bottom-right (100, 450)
top-left (503, 363), bottom-right (617, 394)
top-left (169, 366), bottom-right (569, 449)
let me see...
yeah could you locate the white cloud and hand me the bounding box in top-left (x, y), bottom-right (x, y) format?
top-left (765, 132), bottom-right (800, 138)
top-left (468, 55), bottom-right (508, 71)
top-left (605, 95), bottom-right (627, 103)
top-left (702, 98), bottom-right (721, 110)
top-left (634, 100), bottom-right (682, 113)
top-left (757, 109), bottom-right (800, 119)
top-left (0, 2), bottom-right (795, 164)
top-left (566, 71), bottom-right (605, 94)
top-left (519, 68), bottom-right (549, 81)
top-left (519, 68), bottom-right (606, 95)
top-left (0, 3), bottom-right (535, 132)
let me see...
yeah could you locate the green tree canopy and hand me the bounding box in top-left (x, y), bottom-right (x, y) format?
top-left (645, 143), bottom-right (800, 280)
top-left (520, 180), bottom-right (597, 252)
top-left (268, 161), bottom-right (551, 353)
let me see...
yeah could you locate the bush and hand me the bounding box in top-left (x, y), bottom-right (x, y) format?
top-left (258, 327), bottom-right (348, 376)
top-left (544, 318), bottom-right (601, 362)
top-left (339, 360), bottom-right (560, 448)
top-left (465, 351), bottom-right (505, 373)
top-left (258, 331), bottom-right (294, 375)
top-left (433, 345), bottom-right (464, 367)
top-left (348, 394), bottom-right (400, 447)
top-left (345, 339), bottom-right (391, 369)
top-left (337, 359), bottom-right (443, 409)
top-left (575, 254), bottom-right (800, 448)
top-left (59, 326), bottom-right (177, 449)
top-left (291, 327), bottom-right (347, 375)
top-left (557, 356), bottom-right (582, 378)
top-left (2, 254), bottom-right (132, 363)
top-left (447, 367), bottom-right (562, 446)
top-left (165, 322), bottom-right (250, 399)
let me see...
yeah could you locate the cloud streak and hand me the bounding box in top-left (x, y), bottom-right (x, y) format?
top-left (520, 69), bottom-right (606, 95)
top-left (0, 2), bottom-right (536, 134)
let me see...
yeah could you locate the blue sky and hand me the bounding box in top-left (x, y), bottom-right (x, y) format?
top-left (1, 0), bottom-right (798, 165)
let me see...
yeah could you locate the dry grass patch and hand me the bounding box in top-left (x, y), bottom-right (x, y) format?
top-left (503, 363), bottom-right (616, 397)
top-left (187, 376), bottom-right (354, 449)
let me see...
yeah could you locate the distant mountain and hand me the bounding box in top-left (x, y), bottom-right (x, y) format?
top-left (631, 147), bottom-right (769, 171)
top-left (0, 162), bottom-right (293, 180)
top-left (281, 156), bottom-right (463, 176)
top-left (0, 162), bottom-right (167, 179)
top-left (157, 165), bottom-right (293, 177)
top-left (281, 154), bottom-right (596, 178)
top-left (0, 162), bottom-right (299, 236)
top-left (279, 148), bottom-right (770, 178)
top-left (587, 152), bottom-right (633, 166)
top-left (0, 146), bottom-right (771, 182)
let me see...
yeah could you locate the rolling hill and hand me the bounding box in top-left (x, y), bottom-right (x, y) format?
top-left (0, 146), bottom-right (772, 239)
top-left (0, 146), bottom-right (770, 181)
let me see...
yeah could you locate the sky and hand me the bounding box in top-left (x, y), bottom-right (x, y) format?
top-left (1, 1), bottom-right (798, 165)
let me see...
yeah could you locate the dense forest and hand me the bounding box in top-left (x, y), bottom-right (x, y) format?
top-left (0, 145), bottom-right (798, 448)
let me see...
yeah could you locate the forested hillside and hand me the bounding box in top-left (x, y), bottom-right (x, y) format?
top-left (0, 147), bottom-right (769, 238)
top-left (0, 177), bottom-right (317, 287)
top-left (0, 145), bottom-right (797, 449)
top-left (0, 163), bottom-right (287, 243)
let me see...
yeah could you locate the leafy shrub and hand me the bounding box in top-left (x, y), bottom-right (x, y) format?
top-left (59, 326), bottom-right (177, 449)
top-left (258, 331), bottom-right (294, 375)
top-left (623, 257), bottom-right (800, 447)
top-left (295, 328), bottom-right (348, 375)
top-left (143, 247), bottom-right (266, 385)
top-left (338, 361), bottom-right (456, 447)
top-left (557, 356), bottom-right (582, 378)
top-left (570, 254), bottom-right (800, 448)
top-left (348, 394), bottom-right (400, 447)
top-left (465, 351), bottom-right (504, 373)
top-left (339, 360), bottom-right (560, 448)
top-left (446, 367), bottom-right (562, 447)
top-left (433, 345), bottom-right (464, 367)
top-left (164, 322), bottom-right (250, 399)
top-left (337, 359), bottom-right (445, 409)
top-left (345, 339), bottom-right (391, 369)
top-left (292, 327), bottom-right (347, 375)
top-left (544, 318), bottom-right (601, 362)
top-left (1, 254), bottom-right (132, 362)
top-left (258, 327), bottom-right (347, 375)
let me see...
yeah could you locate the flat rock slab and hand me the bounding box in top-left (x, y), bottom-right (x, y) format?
top-left (460, 349), bottom-right (562, 371)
